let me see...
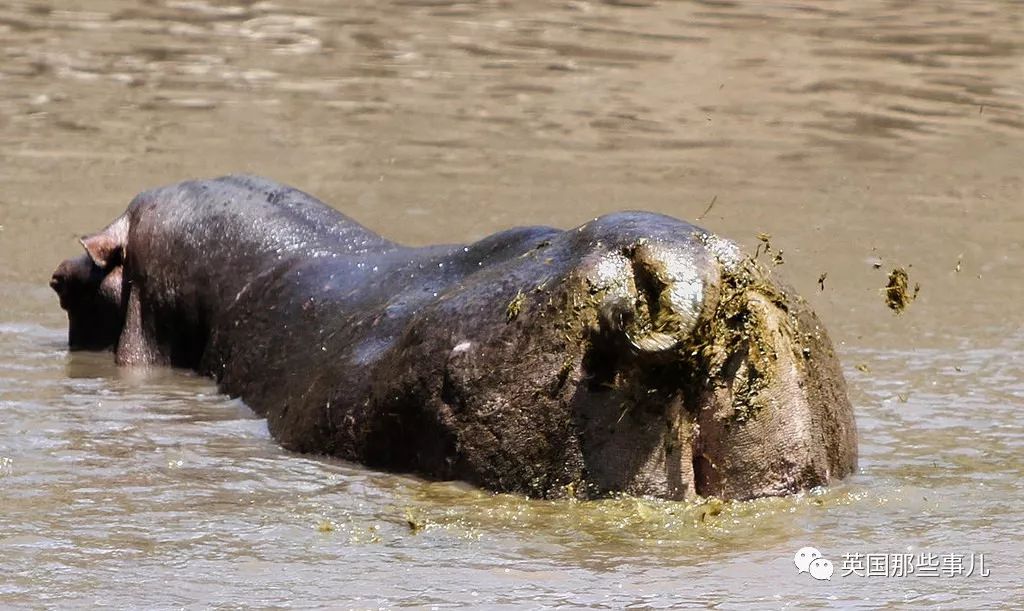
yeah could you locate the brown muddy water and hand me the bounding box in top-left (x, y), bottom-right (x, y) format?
top-left (1, 0), bottom-right (1022, 608)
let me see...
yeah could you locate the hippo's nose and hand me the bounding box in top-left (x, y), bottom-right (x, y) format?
top-left (50, 269), bottom-right (72, 298)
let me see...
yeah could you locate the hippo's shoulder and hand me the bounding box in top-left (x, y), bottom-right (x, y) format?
top-left (123, 175), bottom-right (392, 254)
top-left (128, 175), bottom-right (328, 212)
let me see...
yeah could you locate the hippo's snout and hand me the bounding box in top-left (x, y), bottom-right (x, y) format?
top-left (50, 255), bottom-right (96, 307)
top-left (50, 253), bottom-right (126, 351)
top-left (49, 271), bottom-right (64, 294)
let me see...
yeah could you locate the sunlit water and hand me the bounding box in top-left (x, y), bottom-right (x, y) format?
top-left (1, 0), bottom-right (1022, 607)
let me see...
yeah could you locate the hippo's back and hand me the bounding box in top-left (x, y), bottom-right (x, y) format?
top-left (127, 174), bottom-right (394, 262)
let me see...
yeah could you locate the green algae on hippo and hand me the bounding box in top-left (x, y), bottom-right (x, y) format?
top-left (50, 175), bottom-right (857, 501)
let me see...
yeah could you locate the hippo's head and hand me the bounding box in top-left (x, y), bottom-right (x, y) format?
top-left (50, 224), bottom-right (127, 351)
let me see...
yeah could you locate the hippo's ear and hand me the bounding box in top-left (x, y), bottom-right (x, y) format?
top-left (80, 216), bottom-right (128, 269)
top-left (80, 233), bottom-right (121, 269)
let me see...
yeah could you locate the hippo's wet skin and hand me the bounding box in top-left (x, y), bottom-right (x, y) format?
top-left (51, 175), bottom-right (857, 501)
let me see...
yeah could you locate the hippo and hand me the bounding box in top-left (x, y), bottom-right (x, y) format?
top-left (50, 175), bottom-right (857, 501)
